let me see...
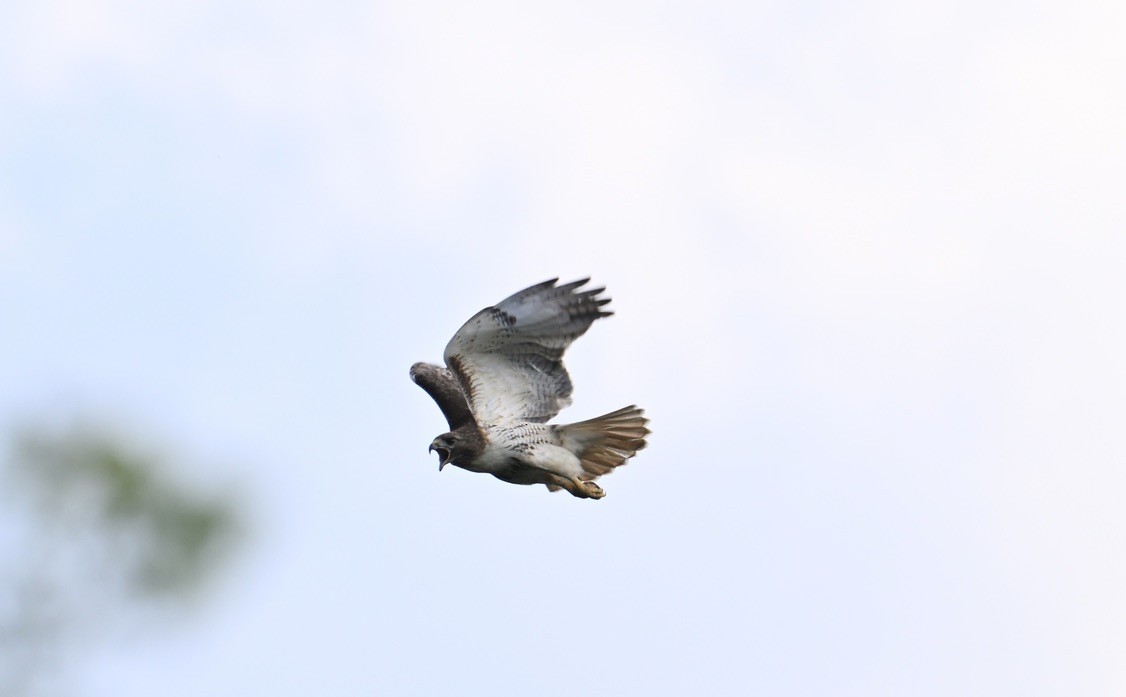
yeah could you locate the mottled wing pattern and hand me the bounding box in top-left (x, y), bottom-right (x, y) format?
top-left (408, 362), bottom-right (474, 430)
top-left (444, 278), bottom-right (612, 425)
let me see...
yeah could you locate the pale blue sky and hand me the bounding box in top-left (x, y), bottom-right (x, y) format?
top-left (2, 0), bottom-right (1125, 695)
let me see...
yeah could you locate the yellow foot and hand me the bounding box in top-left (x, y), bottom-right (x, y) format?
top-left (579, 480), bottom-right (605, 500)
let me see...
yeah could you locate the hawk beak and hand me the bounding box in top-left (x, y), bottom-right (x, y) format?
top-left (429, 442), bottom-right (451, 471)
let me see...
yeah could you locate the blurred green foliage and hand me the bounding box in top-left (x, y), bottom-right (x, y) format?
top-left (0, 422), bottom-right (244, 696)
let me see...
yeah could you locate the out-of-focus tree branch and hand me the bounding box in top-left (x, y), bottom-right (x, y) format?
top-left (0, 423), bottom-right (244, 696)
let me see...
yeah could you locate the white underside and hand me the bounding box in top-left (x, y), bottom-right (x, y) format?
top-left (474, 423), bottom-right (583, 479)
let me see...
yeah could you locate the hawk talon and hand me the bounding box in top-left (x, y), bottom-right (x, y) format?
top-left (579, 480), bottom-right (605, 499)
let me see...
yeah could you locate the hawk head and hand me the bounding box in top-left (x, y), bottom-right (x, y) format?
top-left (429, 432), bottom-right (470, 471)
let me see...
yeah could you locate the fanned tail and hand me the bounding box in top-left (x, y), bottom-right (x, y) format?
top-left (555, 406), bottom-right (650, 486)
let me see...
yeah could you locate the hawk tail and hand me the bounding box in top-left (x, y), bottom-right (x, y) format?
top-left (557, 406), bottom-right (650, 483)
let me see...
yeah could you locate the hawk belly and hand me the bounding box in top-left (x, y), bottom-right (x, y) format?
top-left (474, 438), bottom-right (583, 481)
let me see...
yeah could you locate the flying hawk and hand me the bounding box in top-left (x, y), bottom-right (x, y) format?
top-left (410, 278), bottom-right (649, 499)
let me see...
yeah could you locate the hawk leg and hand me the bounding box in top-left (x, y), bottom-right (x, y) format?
top-left (579, 480), bottom-right (605, 499)
top-left (547, 473), bottom-right (605, 499)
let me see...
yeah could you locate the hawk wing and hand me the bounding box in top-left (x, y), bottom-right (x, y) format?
top-left (409, 362), bottom-right (474, 430)
top-left (444, 278), bottom-right (612, 425)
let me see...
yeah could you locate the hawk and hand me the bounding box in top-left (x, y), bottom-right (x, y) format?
top-left (410, 278), bottom-right (649, 499)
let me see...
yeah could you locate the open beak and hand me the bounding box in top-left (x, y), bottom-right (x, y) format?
top-left (428, 443), bottom-right (451, 471)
